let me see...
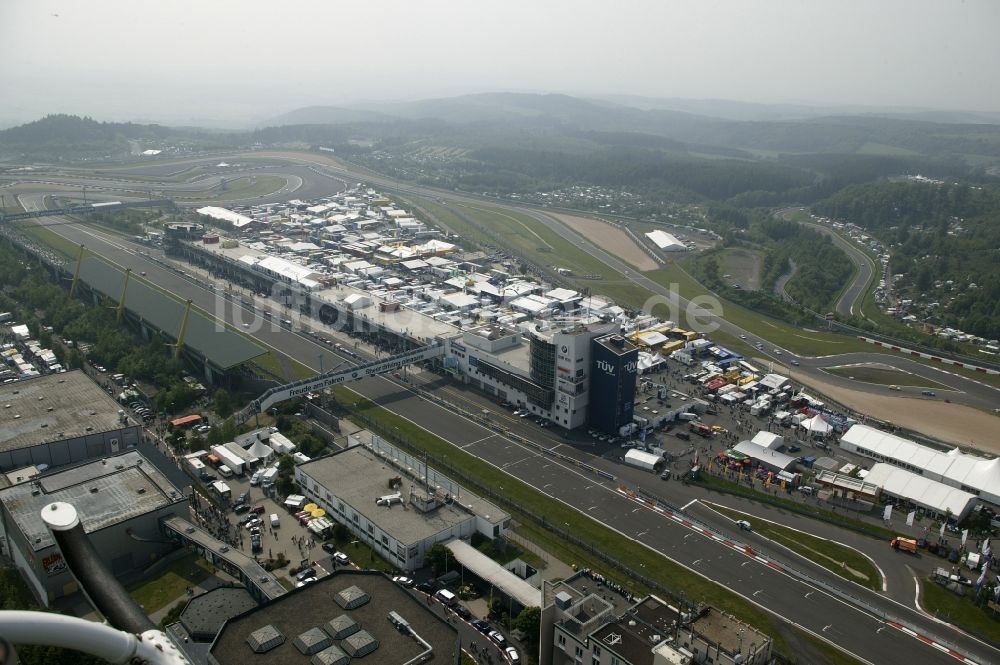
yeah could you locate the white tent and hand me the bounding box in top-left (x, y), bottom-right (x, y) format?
top-left (803, 414), bottom-right (831, 437)
top-left (247, 439), bottom-right (274, 462)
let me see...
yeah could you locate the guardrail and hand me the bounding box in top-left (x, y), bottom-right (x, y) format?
top-left (620, 483), bottom-right (994, 663)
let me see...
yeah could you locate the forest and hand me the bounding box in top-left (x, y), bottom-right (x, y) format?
top-left (813, 181), bottom-right (1000, 338)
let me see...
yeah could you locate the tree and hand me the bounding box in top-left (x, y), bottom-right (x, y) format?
top-left (513, 606), bottom-right (541, 648)
top-left (425, 543), bottom-right (449, 575)
top-left (212, 388), bottom-right (235, 418)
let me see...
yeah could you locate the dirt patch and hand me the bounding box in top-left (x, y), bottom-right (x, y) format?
top-left (719, 247), bottom-right (762, 290)
top-left (548, 212), bottom-right (659, 271)
top-left (778, 363), bottom-right (1000, 453)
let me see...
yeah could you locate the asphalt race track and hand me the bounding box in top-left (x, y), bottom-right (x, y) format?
top-left (10, 193), bottom-right (999, 665)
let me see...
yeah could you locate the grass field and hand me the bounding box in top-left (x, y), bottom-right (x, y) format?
top-left (410, 196), bottom-right (651, 308)
top-left (718, 247), bottom-right (763, 290)
top-left (127, 552), bottom-right (215, 614)
top-left (646, 263), bottom-right (872, 356)
top-left (333, 387), bottom-right (816, 656)
top-left (920, 578), bottom-right (1000, 642)
top-left (695, 472), bottom-right (897, 541)
top-left (163, 175), bottom-right (286, 201)
top-left (707, 503), bottom-right (882, 591)
top-left (824, 365), bottom-right (948, 389)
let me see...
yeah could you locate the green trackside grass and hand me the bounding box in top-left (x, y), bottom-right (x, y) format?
top-left (646, 263), bottom-right (872, 356)
top-left (919, 578), bottom-right (1000, 642)
top-left (803, 632), bottom-right (872, 665)
top-left (706, 503), bottom-right (882, 591)
top-left (163, 175), bottom-right (287, 201)
top-left (694, 473), bottom-right (897, 541)
top-left (823, 365), bottom-right (948, 389)
top-left (127, 552), bottom-right (215, 614)
top-left (332, 388), bottom-right (800, 655)
top-left (18, 221), bottom-right (90, 259)
top-left (409, 196), bottom-right (651, 309)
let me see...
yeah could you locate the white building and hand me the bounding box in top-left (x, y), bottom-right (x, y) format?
top-left (864, 463), bottom-right (978, 521)
top-left (295, 435), bottom-right (508, 571)
top-left (645, 230), bottom-right (687, 252)
top-left (840, 424), bottom-right (1000, 506)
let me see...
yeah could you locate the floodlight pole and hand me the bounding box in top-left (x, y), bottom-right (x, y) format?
top-left (175, 299), bottom-right (193, 359)
top-left (117, 268), bottom-right (132, 323)
top-left (69, 244), bottom-right (86, 298)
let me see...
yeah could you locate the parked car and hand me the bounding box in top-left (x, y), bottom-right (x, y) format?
top-left (392, 576), bottom-right (415, 587)
top-left (471, 619), bottom-right (491, 634)
top-left (675, 431), bottom-right (691, 441)
top-left (250, 505), bottom-right (266, 515)
top-left (333, 552), bottom-right (350, 566)
top-left (921, 390), bottom-right (936, 397)
top-left (296, 567), bottom-right (317, 582)
top-left (322, 542), bottom-right (336, 554)
top-left (453, 605), bottom-right (471, 620)
top-left (416, 581), bottom-right (435, 594)
top-left (736, 520), bottom-right (752, 531)
top-left (233, 504), bottom-right (250, 514)
top-left (295, 577), bottom-right (317, 588)
top-left (489, 630), bottom-right (506, 646)
top-left (505, 646), bottom-right (520, 663)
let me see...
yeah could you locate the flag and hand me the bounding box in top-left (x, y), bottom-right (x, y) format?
top-left (994, 583), bottom-right (1000, 603)
top-left (940, 522), bottom-right (946, 538)
top-left (983, 539), bottom-right (991, 555)
top-left (883, 504), bottom-right (893, 521)
top-left (962, 529), bottom-right (969, 547)
top-left (975, 567), bottom-right (986, 595)
top-left (906, 511), bottom-right (915, 526)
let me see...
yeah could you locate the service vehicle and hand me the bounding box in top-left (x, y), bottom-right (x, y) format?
top-left (890, 537), bottom-right (918, 554)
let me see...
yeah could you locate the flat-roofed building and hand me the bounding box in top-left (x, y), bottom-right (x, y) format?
top-left (0, 370), bottom-right (141, 472)
top-left (206, 570), bottom-right (459, 665)
top-left (295, 434), bottom-right (508, 571)
top-left (542, 571), bottom-right (771, 665)
top-left (0, 451), bottom-right (187, 606)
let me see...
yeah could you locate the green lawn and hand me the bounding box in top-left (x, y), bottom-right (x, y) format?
top-left (694, 472), bottom-right (897, 541)
top-left (717, 247), bottom-right (764, 290)
top-left (920, 577), bottom-right (1000, 642)
top-left (163, 175), bottom-right (286, 201)
top-left (645, 263), bottom-right (871, 356)
top-left (333, 387), bottom-right (806, 656)
top-left (824, 365), bottom-right (948, 389)
top-left (707, 503), bottom-right (882, 591)
top-left (127, 552), bottom-right (215, 614)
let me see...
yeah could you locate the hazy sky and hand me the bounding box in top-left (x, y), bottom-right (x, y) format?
top-left (2, 0), bottom-right (998, 127)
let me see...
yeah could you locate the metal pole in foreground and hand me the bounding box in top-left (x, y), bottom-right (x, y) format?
top-left (42, 501), bottom-right (155, 634)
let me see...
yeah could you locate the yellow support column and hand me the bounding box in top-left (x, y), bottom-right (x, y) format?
top-left (175, 299), bottom-right (193, 359)
top-left (69, 244), bottom-right (85, 298)
top-left (116, 269), bottom-right (132, 323)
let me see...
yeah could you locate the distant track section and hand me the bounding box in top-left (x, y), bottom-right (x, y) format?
top-left (236, 344), bottom-right (446, 425)
top-left (0, 199), bottom-right (175, 223)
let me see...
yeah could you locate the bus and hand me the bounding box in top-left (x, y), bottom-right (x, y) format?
top-left (689, 422), bottom-right (713, 438)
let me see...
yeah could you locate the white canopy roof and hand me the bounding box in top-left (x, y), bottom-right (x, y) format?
top-left (751, 431), bottom-right (784, 450)
top-left (803, 414), bottom-right (832, 435)
top-left (732, 441), bottom-right (797, 471)
top-left (865, 463), bottom-right (977, 519)
top-left (196, 206), bottom-right (254, 228)
top-left (645, 230), bottom-right (685, 250)
top-left (841, 424), bottom-right (1000, 504)
top-left (444, 539), bottom-right (540, 608)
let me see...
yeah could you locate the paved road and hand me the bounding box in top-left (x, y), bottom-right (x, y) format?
top-left (779, 208), bottom-right (877, 317)
top-left (9, 158), bottom-right (999, 417)
top-left (13, 202), bottom-right (998, 665)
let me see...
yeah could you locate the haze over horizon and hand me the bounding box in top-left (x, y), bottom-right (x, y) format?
top-left (2, 0), bottom-right (998, 128)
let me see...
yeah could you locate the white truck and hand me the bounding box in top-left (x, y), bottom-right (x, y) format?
top-left (270, 513), bottom-right (280, 528)
top-left (260, 466), bottom-right (279, 488)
